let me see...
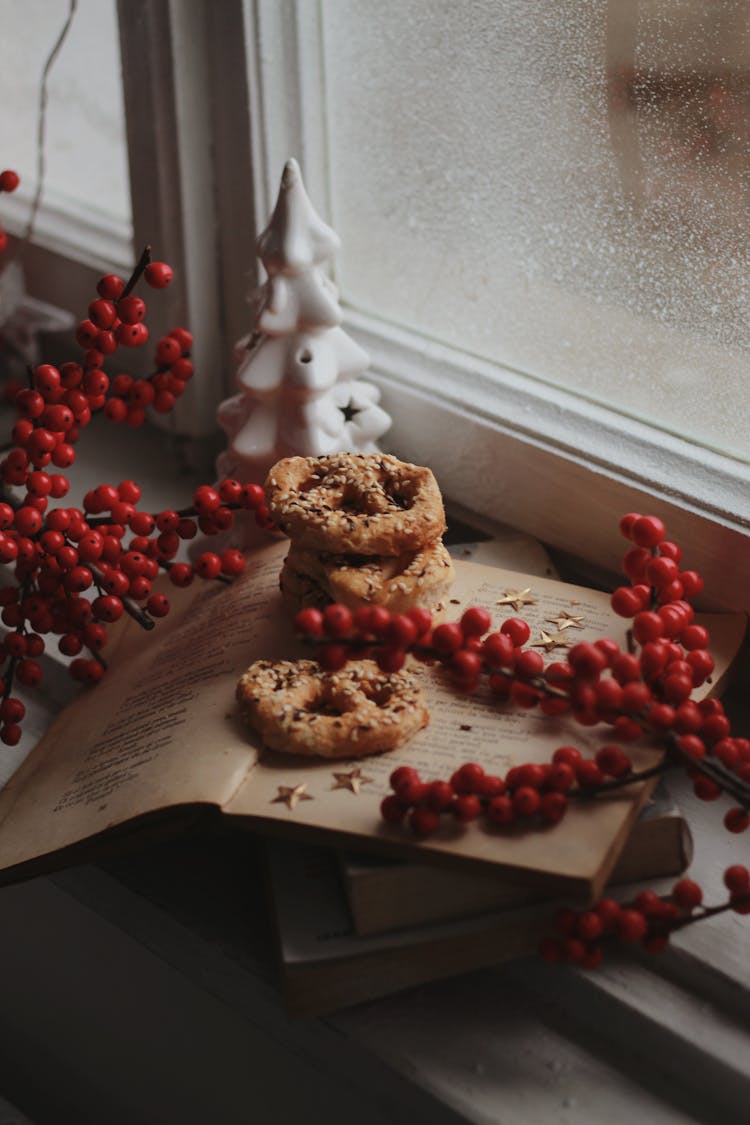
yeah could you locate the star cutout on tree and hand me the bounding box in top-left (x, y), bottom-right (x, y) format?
top-left (496, 587), bottom-right (537, 612)
top-left (532, 629), bottom-right (573, 653)
top-left (331, 767), bottom-right (374, 795)
top-left (338, 398), bottom-right (362, 424)
top-left (546, 610), bottom-right (585, 631)
top-left (271, 784), bottom-right (314, 810)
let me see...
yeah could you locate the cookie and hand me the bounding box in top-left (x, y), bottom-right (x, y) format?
top-left (265, 453), bottom-right (446, 555)
top-left (236, 658), bottom-right (429, 758)
top-left (286, 540), bottom-right (455, 614)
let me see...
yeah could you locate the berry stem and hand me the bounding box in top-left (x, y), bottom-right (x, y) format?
top-left (119, 245), bottom-right (152, 302)
top-left (89, 565), bottom-right (155, 632)
top-left (567, 760), bottom-right (669, 798)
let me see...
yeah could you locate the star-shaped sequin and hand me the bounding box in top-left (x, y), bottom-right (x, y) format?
top-left (496, 587), bottom-right (537, 612)
top-left (546, 610), bottom-right (585, 631)
top-left (331, 767), bottom-right (374, 794)
top-left (532, 629), bottom-right (573, 653)
top-left (271, 784), bottom-right (314, 810)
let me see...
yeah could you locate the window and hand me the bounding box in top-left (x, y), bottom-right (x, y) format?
top-left (231, 0), bottom-right (750, 606)
top-left (0, 0), bottom-right (132, 271)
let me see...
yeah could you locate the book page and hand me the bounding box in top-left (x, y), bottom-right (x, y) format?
top-left (224, 557), bottom-right (746, 898)
top-left (0, 540), bottom-right (295, 874)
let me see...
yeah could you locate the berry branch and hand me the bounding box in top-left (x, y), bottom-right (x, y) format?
top-left (293, 513), bottom-right (750, 963)
top-left (0, 185), bottom-right (274, 740)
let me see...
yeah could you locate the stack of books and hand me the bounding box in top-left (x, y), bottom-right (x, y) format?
top-left (265, 783), bottom-right (693, 1016)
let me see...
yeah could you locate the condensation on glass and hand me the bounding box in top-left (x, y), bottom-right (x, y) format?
top-left (0, 0), bottom-right (131, 242)
top-left (322, 1), bottom-right (750, 461)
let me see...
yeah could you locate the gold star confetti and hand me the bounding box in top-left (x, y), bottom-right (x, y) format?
top-left (546, 610), bottom-right (585, 631)
top-left (496, 587), bottom-right (537, 612)
top-left (331, 768), bottom-right (375, 795)
top-left (271, 784), bottom-right (314, 810)
top-left (532, 629), bottom-right (573, 653)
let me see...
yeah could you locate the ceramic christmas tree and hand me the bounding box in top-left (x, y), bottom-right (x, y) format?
top-left (216, 159), bottom-right (390, 496)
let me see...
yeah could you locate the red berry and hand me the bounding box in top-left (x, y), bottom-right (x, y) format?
top-left (568, 642), bottom-right (608, 678)
top-left (632, 515), bottom-right (665, 548)
top-left (432, 622), bottom-right (463, 653)
top-left (426, 780), bottom-right (454, 812)
top-left (318, 644), bottom-right (348, 672)
top-left (168, 326), bottom-right (193, 351)
top-left (724, 865), bottom-right (750, 893)
top-left (220, 549), bottom-right (244, 576)
top-left (617, 909), bottom-right (648, 942)
top-left (147, 594), bottom-right (170, 618)
top-left (240, 483), bottom-right (265, 510)
top-left (0, 698), bottom-right (24, 724)
top-left (481, 631), bottom-right (515, 668)
top-left (619, 512), bottom-right (641, 539)
top-left (88, 298), bottom-right (117, 329)
top-left (409, 807), bottom-right (441, 837)
top-left (385, 614), bottom-right (419, 648)
top-left (453, 794), bottom-right (481, 822)
top-left (322, 603), bottom-right (353, 638)
top-left (611, 586), bottom-right (643, 617)
top-left (451, 648), bottom-right (482, 686)
top-left (539, 791), bottom-right (568, 823)
top-left (116, 322), bottom-right (148, 347)
top-left (460, 606), bottom-right (492, 637)
top-left (0, 170), bottom-right (20, 192)
top-left (92, 595), bottom-right (124, 622)
top-left (117, 295), bottom-right (146, 324)
top-left (724, 807), bottom-right (750, 834)
top-left (96, 273), bottom-right (124, 299)
top-left (145, 261), bottom-right (174, 288)
top-left (155, 336), bottom-right (181, 366)
top-left (486, 795), bottom-right (514, 825)
top-left (0, 724), bottom-right (21, 746)
top-left (16, 659), bottom-right (42, 686)
top-left (389, 766), bottom-right (420, 790)
top-left (76, 319), bottom-right (100, 349)
top-left (168, 562), bottom-right (194, 588)
top-left (512, 786), bottom-right (541, 817)
top-left (193, 485), bottom-right (221, 514)
top-left (514, 649), bottom-right (544, 680)
top-left (195, 552), bottom-right (222, 579)
top-left (672, 878), bottom-right (703, 909)
top-left (380, 795), bottom-right (407, 824)
top-left (501, 617), bottom-right (530, 647)
top-left (576, 760), bottom-right (603, 788)
top-left (450, 762), bottom-right (485, 794)
top-left (679, 570), bottom-right (704, 598)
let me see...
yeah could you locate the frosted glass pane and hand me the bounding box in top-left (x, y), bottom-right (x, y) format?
top-left (0, 0), bottom-right (131, 235)
top-left (322, 0), bottom-right (750, 461)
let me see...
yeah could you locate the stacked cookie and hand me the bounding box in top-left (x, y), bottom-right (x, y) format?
top-left (264, 453), bottom-right (455, 617)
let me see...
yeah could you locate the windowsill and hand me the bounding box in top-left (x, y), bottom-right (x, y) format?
top-left (0, 418), bottom-right (747, 1121)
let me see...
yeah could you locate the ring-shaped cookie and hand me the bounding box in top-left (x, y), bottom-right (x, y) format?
top-left (236, 658), bottom-right (429, 758)
top-left (265, 453), bottom-right (446, 555)
top-left (285, 540), bottom-right (455, 614)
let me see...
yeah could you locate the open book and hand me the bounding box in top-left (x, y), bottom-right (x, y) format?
top-left (0, 539), bottom-right (742, 895)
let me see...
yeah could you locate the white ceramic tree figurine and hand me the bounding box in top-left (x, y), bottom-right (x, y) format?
top-left (216, 159), bottom-right (390, 494)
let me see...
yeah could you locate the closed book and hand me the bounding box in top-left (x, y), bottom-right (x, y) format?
top-left (340, 783), bottom-right (693, 937)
